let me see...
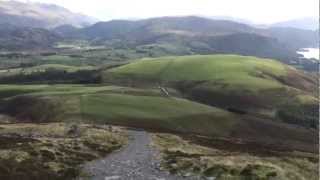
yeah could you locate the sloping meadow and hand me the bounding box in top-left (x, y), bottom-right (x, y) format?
top-left (104, 55), bottom-right (318, 129)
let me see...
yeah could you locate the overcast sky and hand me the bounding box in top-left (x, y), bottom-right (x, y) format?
top-left (12, 0), bottom-right (320, 23)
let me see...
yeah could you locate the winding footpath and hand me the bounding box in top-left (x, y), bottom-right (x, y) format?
top-left (81, 130), bottom-right (200, 180)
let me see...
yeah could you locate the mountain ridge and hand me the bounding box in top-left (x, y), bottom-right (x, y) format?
top-left (0, 0), bottom-right (98, 28)
top-left (271, 17), bottom-right (319, 30)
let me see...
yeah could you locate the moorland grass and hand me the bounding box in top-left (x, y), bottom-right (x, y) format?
top-left (152, 133), bottom-right (319, 180)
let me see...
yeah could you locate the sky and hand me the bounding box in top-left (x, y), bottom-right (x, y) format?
top-left (10, 0), bottom-right (320, 24)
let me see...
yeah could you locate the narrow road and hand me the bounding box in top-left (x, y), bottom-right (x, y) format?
top-left (81, 130), bottom-right (199, 180)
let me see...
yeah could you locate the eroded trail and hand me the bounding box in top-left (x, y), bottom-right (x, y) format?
top-left (81, 130), bottom-right (197, 180)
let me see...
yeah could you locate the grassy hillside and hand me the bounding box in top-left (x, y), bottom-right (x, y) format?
top-left (0, 84), bottom-right (316, 178)
top-left (0, 85), bottom-right (235, 136)
top-left (60, 16), bottom-right (318, 71)
top-left (107, 55), bottom-right (286, 89)
top-left (81, 93), bottom-right (235, 136)
top-left (105, 55), bottom-right (318, 128)
top-left (0, 84), bottom-right (317, 153)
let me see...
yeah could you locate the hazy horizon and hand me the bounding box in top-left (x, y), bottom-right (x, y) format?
top-left (2, 0), bottom-right (319, 24)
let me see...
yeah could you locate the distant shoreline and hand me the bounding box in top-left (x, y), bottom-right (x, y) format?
top-left (297, 48), bottom-right (319, 60)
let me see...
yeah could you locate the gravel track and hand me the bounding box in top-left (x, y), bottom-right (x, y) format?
top-left (81, 130), bottom-right (200, 180)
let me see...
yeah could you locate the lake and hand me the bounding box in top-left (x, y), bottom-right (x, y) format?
top-left (297, 48), bottom-right (319, 60)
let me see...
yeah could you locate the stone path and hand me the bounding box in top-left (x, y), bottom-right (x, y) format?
top-left (81, 130), bottom-right (201, 180)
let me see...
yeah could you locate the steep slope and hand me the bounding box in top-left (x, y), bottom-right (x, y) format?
top-left (76, 16), bottom-right (318, 48)
top-left (0, 0), bottom-right (97, 28)
top-left (52, 24), bottom-right (79, 37)
top-left (271, 17), bottom-right (318, 30)
top-left (199, 33), bottom-right (297, 59)
top-left (80, 16), bottom-right (256, 40)
top-left (105, 55), bottom-right (318, 128)
top-left (80, 20), bottom-right (140, 40)
top-left (0, 24), bottom-right (60, 50)
top-left (62, 16), bottom-right (317, 63)
top-left (265, 27), bottom-right (319, 49)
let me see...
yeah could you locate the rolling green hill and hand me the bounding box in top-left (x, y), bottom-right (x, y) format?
top-left (107, 55), bottom-right (286, 88)
top-left (0, 84), bottom-right (316, 153)
top-left (0, 84), bottom-right (235, 137)
top-left (63, 16), bottom-right (318, 69)
top-left (105, 55), bottom-right (318, 128)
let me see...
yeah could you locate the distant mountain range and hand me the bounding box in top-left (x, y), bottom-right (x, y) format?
top-left (0, 24), bottom-right (60, 50)
top-left (59, 16), bottom-right (317, 60)
top-left (207, 16), bottom-right (318, 31)
top-left (0, 0), bottom-right (97, 28)
top-left (1, 0), bottom-right (317, 31)
top-left (270, 17), bottom-right (319, 31)
top-left (58, 16), bottom-right (318, 49)
top-left (0, 1), bottom-right (317, 64)
top-left (1, 15), bottom-right (318, 63)
top-left (77, 16), bottom-right (257, 39)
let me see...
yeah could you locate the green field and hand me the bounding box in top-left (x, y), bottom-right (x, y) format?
top-left (0, 44), bottom-right (188, 70)
top-left (81, 93), bottom-right (235, 136)
top-left (0, 84), bottom-right (316, 153)
top-left (105, 55), bottom-right (318, 128)
top-left (0, 14), bottom-right (318, 179)
top-left (0, 84), bottom-right (235, 136)
top-left (0, 64), bottom-right (94, 77)
top-left (0, 54), bottom-right (317, 131)
top-left (107, 55), bottom-right (288, 90)
top-left (0, 53), bottom-right (318, 179)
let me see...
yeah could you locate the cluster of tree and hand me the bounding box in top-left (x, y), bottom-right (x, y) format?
top-left (0, 69), bottom-right (101, 84)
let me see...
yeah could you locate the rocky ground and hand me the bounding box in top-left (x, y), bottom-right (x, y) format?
top-left (81, 130), bottom-right (201, 180)
top-left (0, 123), bottom-right (127, 180)
top-left (0, 123), bottom-right (316, 180)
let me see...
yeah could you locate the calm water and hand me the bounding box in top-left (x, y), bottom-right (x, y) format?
top-left (297, 48), bottom-right (319, 60)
